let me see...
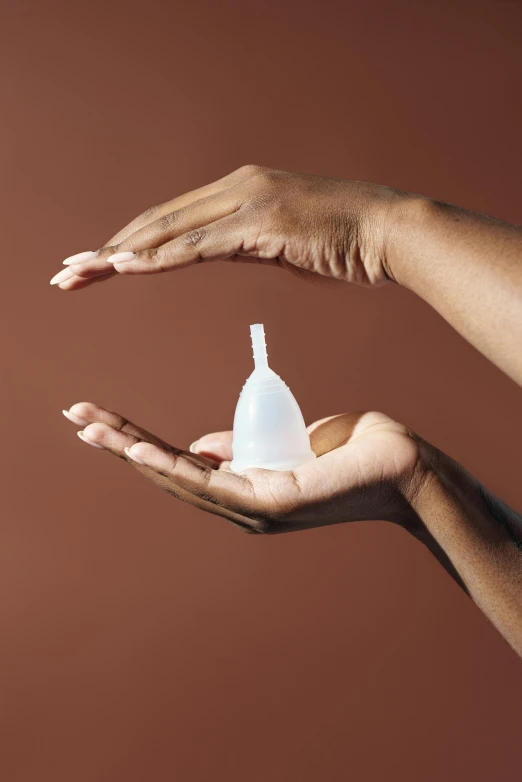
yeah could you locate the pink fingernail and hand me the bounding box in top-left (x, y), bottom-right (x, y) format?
top-left (189, 441), bottom-right (199, 453)
top-left (62, 409), bottom-right (88, 426)
top-left (78, 431), bottom-right (104, 449)
top-left (63, 250), bottom-right (99, 265)
top-left (50, 267), bottom-right (74, 285)
top-left (107, 252), bottom-right (136, 264)
top-left (124, 446), bottom-right (146, 464)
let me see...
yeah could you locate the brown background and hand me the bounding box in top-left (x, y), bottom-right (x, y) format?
top-left (2, 1), bottom-right (522, 780)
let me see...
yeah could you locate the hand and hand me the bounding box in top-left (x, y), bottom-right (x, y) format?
top-left (50, 166), bottom-right (404, 290)
top-left (62, 402), bottom-right (429, 534)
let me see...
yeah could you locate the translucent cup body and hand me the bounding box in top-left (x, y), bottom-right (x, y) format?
top-left (230, 370), bottom-right (316, 473)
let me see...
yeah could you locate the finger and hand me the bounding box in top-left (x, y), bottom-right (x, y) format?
top-left (125, 441), bottom-right (268, 525)
top-left (190, 431), bottom-right (233, 462)
top-left (78, 421), bottom-right (213, 468)
top-left (109, 187), bottom-right (244, 257)
top-left (54, 165), bottom-right (266, 289)
top-left (53, 270), bottom-right (117, 290)
top-left (103, 164), bottom-right (264, 248)
top-left (108, 212), bottom-right (255, 275)
top-left (67, 406), bottom-right (257, 530)
top-left (307, 413), bottom-right (362, 456)
top-left (63, 186), bottom-right (245, 280)
top-left (76, 421), bottom-right (256, 530)
top-left (63, 402), bottom-right (216, 464)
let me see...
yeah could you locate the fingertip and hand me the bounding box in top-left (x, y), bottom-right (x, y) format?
top-left (127, 441), bottom-right (163, 463)
top-left (62, 409), bottom-right (89, 426)
top-left (82, 421), bottom-right (109, 441)
top-left (77, 431), bottom-right (105, 449)
top-left (68, 402), bottom-right (102, 421)
top-left (124, 446), bottom-right (146, 465)
top-left (191, 432), bottom-right (234, 462)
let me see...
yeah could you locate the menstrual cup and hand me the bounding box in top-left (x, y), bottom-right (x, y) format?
top-left (230, 324), bottom-right (316, 473)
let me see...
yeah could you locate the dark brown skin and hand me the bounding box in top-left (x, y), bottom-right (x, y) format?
top-left (53, 166), bottom-right (522, 657)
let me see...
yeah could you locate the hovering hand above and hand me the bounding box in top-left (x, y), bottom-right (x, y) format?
top-left (50, 164), bottom-right (522, 386)
top-left (51, 166), bottom-right (401, 290)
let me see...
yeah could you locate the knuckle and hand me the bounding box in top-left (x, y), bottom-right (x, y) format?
top-left (70, 402), bottom-right (97, 420)
top-left (184, 227), bottom-right (207, 247)
top-left (237, 163), bottom-right (264, 178)
top-left (140, 203), bottom-right (161, 222)
top-left (137, 247), bottom-right (158, 265)
top-left (248, 169), bottom-right (279, 198)
top-left (258, 168), bottom-right (278, 187)
top-left (155, 211), bottom-right (177, 232)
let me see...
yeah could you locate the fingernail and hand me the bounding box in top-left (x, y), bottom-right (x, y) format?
top-left (106, 251), bottom-right (136, 264)
top-left (77, 431), bottom-right (104, 449)
top-left (50, 268), bottom-right (74, 285)
top-left (124, 446), bottom-right (146, 464)
top-left (189, 441), bottom-right (199, 453)
top-left (63, 250), bottom-right (99, 265)
top-left (62, 409), bottom-right (88, 426)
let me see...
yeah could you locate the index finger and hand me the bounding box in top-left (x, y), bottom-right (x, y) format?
top-left (103, 164), bottom-right (263, 248)
top-left (58, 166), bottom-right (259, 283)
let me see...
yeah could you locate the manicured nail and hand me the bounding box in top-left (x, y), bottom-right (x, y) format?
top-left (124, 446), bottom-right (146, 464)
top-left (50, 267), bottom-right (74, 285)
top-left (63, 250), bottom-right (99, 265)
top-left (77, 431), bottom-right (104, 449)
top-left (106, 251), bottom-right (136, 264)
top-left (62, 409), bottom-right (88, 426)
top-left (189, 441), bottom-right (199, 453)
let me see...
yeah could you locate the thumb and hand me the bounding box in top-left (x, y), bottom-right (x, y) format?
top-left (191, 431), bottom-right (233, 462)
top-left (307, 413), bottom-right (363, 456)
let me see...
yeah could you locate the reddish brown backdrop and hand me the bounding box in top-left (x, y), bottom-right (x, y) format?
top-left (2, 1), bottom-right (522, 780)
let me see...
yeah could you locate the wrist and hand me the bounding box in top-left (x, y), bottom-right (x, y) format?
top-left (398, 437), bottom-right (503, 553)
top-left (381, 192), bottom-right (434, 287)
top-left (395, 437), bottom-right (443, 539)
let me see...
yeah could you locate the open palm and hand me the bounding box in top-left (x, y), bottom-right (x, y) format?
top-left (64, 404), bottom-right (426, 534)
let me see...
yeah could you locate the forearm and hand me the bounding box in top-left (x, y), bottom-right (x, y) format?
top-left (385, 195), bottom-right (522, 385)
top-left (407, 441), bottom-right (522, 656)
